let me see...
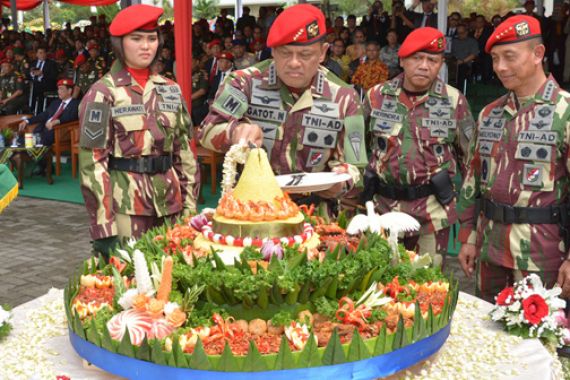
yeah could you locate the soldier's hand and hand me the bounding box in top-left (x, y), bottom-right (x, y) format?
top-left (458, 243), bottom-right (477, 278)
top-left (556, 260), bottom-right (570, 298)
top-left (231, 123), bottom-right (263, 147)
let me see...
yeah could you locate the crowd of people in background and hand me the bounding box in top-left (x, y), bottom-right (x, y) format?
top-left (0, 13), bottom-right (176, 117)
top-left (192, 0), bottom-right (570, 125)
top-left (0, 0), bottom-right (570, 126)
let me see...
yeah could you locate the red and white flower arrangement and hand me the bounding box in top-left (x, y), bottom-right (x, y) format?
top-left (490, 274), bottom-right (570, 347)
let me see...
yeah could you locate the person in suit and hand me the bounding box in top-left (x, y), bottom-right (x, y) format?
top-left (207, 51), bottom-right (234, 101)
top-left (411, 0), bottom-right (437, 29)
top-left (18, 78), bottom-right (79, 175)
top-left (28, 47), bottom-right (58, 114)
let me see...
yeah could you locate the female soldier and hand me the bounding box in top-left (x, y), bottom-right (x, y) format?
top-left (78, 4), bottom-right (199, 258)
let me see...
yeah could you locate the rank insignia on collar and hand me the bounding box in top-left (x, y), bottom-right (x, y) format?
top-left (515, 22), bottom-right (530, 37)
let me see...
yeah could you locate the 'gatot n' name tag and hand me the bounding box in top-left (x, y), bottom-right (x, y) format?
top-left (517, 131), bottom-right (558, 145)
top-left (111, 104), bottom-right (145, 117)
top-left (301, 114), bottom-right (343, 131)
top-left (246, 105), bottom-right (287, 123)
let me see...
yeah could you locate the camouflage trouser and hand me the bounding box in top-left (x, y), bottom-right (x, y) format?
top-left (403, 227), bottom-right (450, 266)
top-left (476, 260), bottom-right (560, 304)
top-left (116, 213), bottom-right (178, 240)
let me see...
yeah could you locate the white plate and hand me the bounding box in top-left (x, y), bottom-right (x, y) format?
top-left (276, 172), bottom-right (352, 193)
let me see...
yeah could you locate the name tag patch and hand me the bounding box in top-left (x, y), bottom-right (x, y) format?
top-left (246, 105), bottom-right (287, 123)
top-left (515, 143), bottom-right (552, 162)
top-left (479, 128), bottom-right (503, 142)
top-left (422, 119), bottom-right (457, 129)
top-left (518, 131), bottom-right (557, 145)
top-left (155, 85), bottom-right (181, 95)
top-left (371, 109), bottom-right (403, 123)
top-left (301, 114), bottom-right (343, 131)
top-left (111, 104), bottom-right (145, 117)
top-left (158, 102), bottom-right (179, 112)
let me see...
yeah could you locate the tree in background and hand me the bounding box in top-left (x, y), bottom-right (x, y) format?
top-left (192, 0), bottom-right (219, 20)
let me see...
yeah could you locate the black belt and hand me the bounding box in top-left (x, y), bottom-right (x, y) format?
top-left (481, 198), bottom-right (570, 225)
top-left (377, 181), bottom-right (434, 201)
top-left (108, 155), bottom-right (173, 174)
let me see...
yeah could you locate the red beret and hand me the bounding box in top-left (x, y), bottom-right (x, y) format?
top-left (267, 4), bottom-right (326, 48)
top-left (485, 15), bottom-right (541, 53)
top-left (218, 51), bottom-right (234, 61)
top-left (57, 78), bottom-right (74, 87)
top-left (87, 42), bottom-right (99, 51)
top-left (74, 54), bottom-right (87, 68)
top-left (398, 27), bottom-right (445, 58)
top-left (55, 49), bottom-right (66, 59)
top-left (109, 4), bottom-right (163, 37)
top-left (207, 39), bottom-right (221, 49)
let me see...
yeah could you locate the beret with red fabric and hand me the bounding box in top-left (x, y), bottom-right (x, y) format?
top-left (218, 51), bottom-right (234, 61)
top-left (207, 39), bottom-right (221, 49)
top-left (485, 15), bottom-right (541, 53)
top-left (109, 4), bottom-right (163, 37)
top-left (266, 4), bottom-right (326, 48)
top-left (398, 27), bottom-right (445, 58)
top-left (87, 42), bottom-right (99, 50)
top-left (57, 78), bottom-right (74, 87)
top-left (55, 49), bottom-right (66, 59)
top-left (74, 54), bottom-right (87, 68)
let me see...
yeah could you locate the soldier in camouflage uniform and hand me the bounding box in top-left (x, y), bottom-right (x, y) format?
top-left (0, 60), bottom-right (26, 115)
top-left (364, 27), bottom-right (474, 263)
top-left (87, 43), bottom-right (107, 79)
top-left (12, 48), bottom-right (29, 79)
top-left (457, 15), bottom-right (570, 302)
top-left (199, 4), bottom-right (368, 200)
top-left (78, 4), bottom-right (199, 258)
top-left (54, 48), bottom-right (75, 80)
top-left (72, 55), bottom-right (98, 99)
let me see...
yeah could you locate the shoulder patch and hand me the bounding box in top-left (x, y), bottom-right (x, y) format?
top-left (80, 102), bottom-right (110, 149)
top-left (212, 85), bottom-right (249, 118)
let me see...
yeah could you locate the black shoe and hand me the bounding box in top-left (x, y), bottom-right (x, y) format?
top-left (32, 166), bottom-right (46, 176)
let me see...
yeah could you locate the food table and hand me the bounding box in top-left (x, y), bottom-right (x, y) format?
top-left (0, 146), bottom-right (53, 189)
top-left (0, 289), bottom-right (563, 380)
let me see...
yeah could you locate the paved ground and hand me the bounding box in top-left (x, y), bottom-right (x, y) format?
top-left (0, 197), bottom-right (476, 307)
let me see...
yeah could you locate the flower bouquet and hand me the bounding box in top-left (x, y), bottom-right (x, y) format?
top-left (490, 274), bottom-right (570, 348)
top-left (0, 304), bottom-right (12, 342)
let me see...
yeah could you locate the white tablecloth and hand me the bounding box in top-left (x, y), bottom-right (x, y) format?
top-left (0, 289), bottom-right (563, 379)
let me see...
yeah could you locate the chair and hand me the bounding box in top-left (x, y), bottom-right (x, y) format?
top-left (196, 144), bottom-right (223, 195)
top-left (70, 126), bottom-right (80, 178)
top-left (52, 120), bottom-right (79, 176)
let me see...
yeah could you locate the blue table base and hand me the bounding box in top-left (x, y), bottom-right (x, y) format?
top-left (69, 323), bottom-right (451, 380)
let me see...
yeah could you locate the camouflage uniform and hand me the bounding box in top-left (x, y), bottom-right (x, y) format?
top-left (75, 68), bottom-right (99, 98)
top-left (366, 74), bottom-right (474, 256)
top-left (56, 59), bottom-right (75, 80)
top-left (0, 71), bottom-right (26, 114)
top-left (88, 56), bottom-right (106, 79)
top-left (199, 60), bottom-right (368, 186)
top-left (78, 60), bottom-right (199, 240)
top-left (457, 76), bottom-right (570, 302)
